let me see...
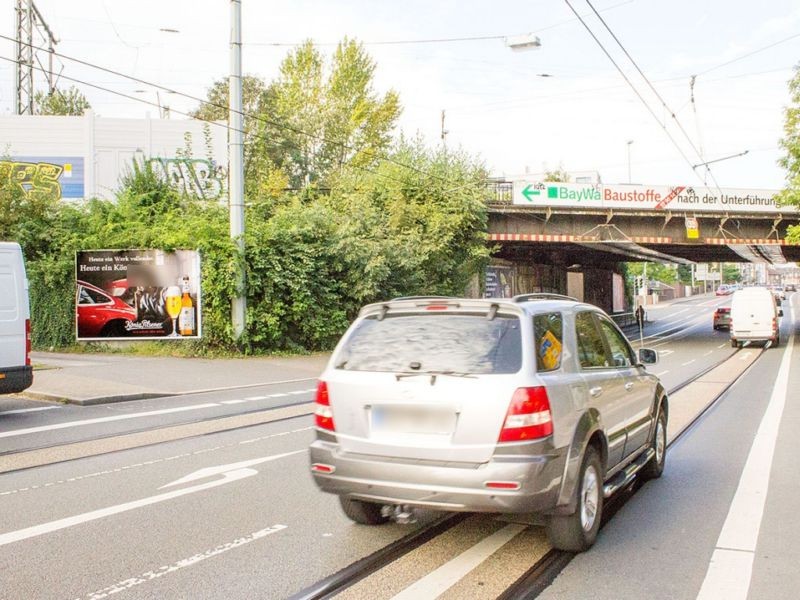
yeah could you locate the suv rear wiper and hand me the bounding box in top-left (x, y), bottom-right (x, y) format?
top-left (395, 370), bottom-right (477, 383)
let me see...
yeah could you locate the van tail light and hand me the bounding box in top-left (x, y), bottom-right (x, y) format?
top-left (314, 380), bottom-right (336, 431)
top-left (25, 319), bottom-right (31, 366)
top-left (498, 387), bottom-right (553, 442)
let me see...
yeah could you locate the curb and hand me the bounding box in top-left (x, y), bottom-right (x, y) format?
top-left (20, 376), bottom-right (319, 407)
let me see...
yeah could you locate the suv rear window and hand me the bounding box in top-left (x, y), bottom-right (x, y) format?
top-left (335, 313), bottom-right (522, 374)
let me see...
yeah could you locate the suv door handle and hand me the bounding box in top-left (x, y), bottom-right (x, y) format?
top-left (624, 382), bottom-right (634, 391)
top-left (589, 386), bottom-right (603, 397)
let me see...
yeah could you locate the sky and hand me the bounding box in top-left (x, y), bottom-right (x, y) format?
top-left (1, 0), bottom-right (799, 190)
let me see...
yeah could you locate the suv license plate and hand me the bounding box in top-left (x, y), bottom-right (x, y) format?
top-left (371, 406), bottom-right (455, 435)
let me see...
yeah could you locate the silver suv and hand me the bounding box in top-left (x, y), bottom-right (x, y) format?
top-left (309, 295), bottom-right (668, 552)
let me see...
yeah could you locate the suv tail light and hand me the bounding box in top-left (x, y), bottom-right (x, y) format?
top-left (25, 319), bottom-right (31, 366)
top-left (314, 380), bottom-right (335, 431)
top-left (498, 387), bottom-right (553, 442)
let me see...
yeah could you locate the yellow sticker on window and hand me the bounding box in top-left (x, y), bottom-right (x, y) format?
top-left (539, 330), bottom-right (562, 370)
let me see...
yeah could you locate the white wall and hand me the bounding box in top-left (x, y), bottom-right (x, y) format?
top-left (0, 111), bottom-right (227, 201)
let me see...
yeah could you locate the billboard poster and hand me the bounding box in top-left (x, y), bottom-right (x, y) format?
top-left (484, 266), bottom-right (513, 298)
top-left (513, 181), bottom-right (784, 214)
top-left (76, 249), bottom-right (202, 340)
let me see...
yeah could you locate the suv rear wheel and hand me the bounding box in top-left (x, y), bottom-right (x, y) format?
top-left (547, 445), bottom-right (603, 552)
top-left (641, 405), bottom-right (667, 480)
top-left (339, 497), bottom-right (390, 525)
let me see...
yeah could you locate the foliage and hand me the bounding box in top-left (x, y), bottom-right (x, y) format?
top-left (14, 41), bottom-right (487, 354)
top-left (722, 264), bottom-right (741, 284)
top-left (779, 65), bottom-right (800, 242)
top-left (34, 85), bottom-right (91, 116)
top-left (543, 167), bottom-right (571, 182)
top-left (625, 262), bottom-right (678, 285)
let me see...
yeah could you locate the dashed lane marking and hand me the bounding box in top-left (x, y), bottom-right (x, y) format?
top-left (0, 426), bottom-right (314, 497)
top-left (79, 524), bottom-right (287, 599)
top-left (682, 359), bottom-right (696, 366)
top-left (656, 370), bottom-right (669, 377)
top-left (220, 400), bottom-right (246, 405)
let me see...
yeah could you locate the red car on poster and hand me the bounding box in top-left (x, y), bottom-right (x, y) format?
top-left (76, 280), bottom-right (137, 338)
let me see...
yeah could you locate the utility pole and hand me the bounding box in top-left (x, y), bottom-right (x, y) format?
top-left (229, 0), bottom-right (246, 340)
top-left (14, 0), bottom-right (58, 115)
top-left (440, 109), bottom-right (448, 145)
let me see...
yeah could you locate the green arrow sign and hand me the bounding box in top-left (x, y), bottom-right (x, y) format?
top-left (522, 184), bottom-right (541, 202)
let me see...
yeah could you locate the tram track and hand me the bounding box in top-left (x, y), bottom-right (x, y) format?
top-left (288, 345), bottom-right (764, 600)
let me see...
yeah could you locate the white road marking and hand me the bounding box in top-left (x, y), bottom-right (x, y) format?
top-left (161, 449), bottom-right (306, 488)
top-left (739, 351), bottom-right (753, 361)
top-left (244, 396), bottom-right (267, 401)
top-left (656, 370), bottom-right (669, 377)
top-left (703, 351), bottom-right (713, 356)
top-left (0, 406), bottom-right (59, 416)
top-left (696, 333), bottom-right (794, 600)
top-left (220, 400), bottom-right (246, 405)
top-left (389, 524), bottom-right (527, 599)
top-left (0, 427), bottom-right (313, 498)
top-left (659, 349), bottom-right (674, 356)
top-left (718, 344), bottom-right (728, 349)
top-left (0, 403), bottom-right (220, 439)
top-left (0, 468), bottom-right (255, 547)
top-left (80, 524), bottom-right (287, 599)
top-left (681, 359), bottom-right (696, 366)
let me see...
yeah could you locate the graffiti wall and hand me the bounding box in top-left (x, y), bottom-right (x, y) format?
top-left (147, 158), bottom-right (227, 201)
top-left (0, 156), bottom-right (85, 200)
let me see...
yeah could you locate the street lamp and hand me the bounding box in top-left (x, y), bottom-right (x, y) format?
top-left (626, 140), bottom-right (634, 183)
top-left (505, 33), bottom-right (541, 51)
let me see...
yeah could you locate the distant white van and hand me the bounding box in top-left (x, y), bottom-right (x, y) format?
top-left (730, 286), bottom-right (781, 348)
top-left (0, 242), bottom-right (33, 394)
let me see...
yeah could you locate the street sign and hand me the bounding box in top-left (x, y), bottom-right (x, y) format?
top-left (685, 217), bottom-right (699, 239)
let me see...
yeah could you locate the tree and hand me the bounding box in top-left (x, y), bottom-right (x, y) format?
top-left (261, 38), bottom-right (401, 189)
top-left (34, 86), bottom-right (91, 116)
top-left (191, 75), bottom-right (273, 195)
top-left (543, 167), bottom-right (570, 182)
top-left (779, 65), bottom-right (800, 242)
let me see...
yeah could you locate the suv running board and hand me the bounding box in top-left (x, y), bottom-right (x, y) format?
top-left (603, 448), bottom-right (655, 499)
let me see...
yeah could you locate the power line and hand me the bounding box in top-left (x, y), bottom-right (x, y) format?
top-left (0, 34), bottom-right (459, 189)
top-left (243, 0), bottom-right (636, 47)
top-left (697, 32), bottom-right (800, 77)
top-left (582, 0), bottom-right (722, 191)
top-left (0, 53), bottom-right (448, 194)
top-left (563, 0), bottom-right (708, 187)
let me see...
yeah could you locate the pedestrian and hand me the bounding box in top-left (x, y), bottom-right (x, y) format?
top-left (635, 304), bottom-right (645, 328)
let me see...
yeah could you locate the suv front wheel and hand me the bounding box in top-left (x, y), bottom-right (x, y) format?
top-left (547, 445), bottom-right (603, 552)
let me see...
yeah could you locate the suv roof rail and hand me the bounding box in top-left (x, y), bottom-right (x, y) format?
top-left (512, 293), bottom-right (578, 303)
top-left (391, 296), bottom-right (458, 301)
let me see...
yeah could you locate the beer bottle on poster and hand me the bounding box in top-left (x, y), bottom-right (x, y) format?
top-left (179, 277), bottom-right (195, 336)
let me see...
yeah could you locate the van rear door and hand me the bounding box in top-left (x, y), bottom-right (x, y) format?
top-left (0, 242), bottom-right (33, 394)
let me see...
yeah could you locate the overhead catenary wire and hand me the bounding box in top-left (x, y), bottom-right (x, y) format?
top-left (562, 0), bottom-right (707, 188)
top-left (0, 54), bottom-right (442, 194)
top-left (0, 35), bottom-right (487, 196)
top-left (581, 0), bottom-right (723, 193)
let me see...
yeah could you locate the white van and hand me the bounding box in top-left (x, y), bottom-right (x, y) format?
top-left (0, 242), bottom-right (33, 394)
top-left (730, 286), bottom-right (781, 348)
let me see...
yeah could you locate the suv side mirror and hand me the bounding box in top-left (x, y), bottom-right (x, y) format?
top-left (638, 348), bottom-right (658, 365)
top-left (778, 308), bottom-right (784, 317)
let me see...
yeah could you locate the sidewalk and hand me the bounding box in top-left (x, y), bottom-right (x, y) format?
top-left (22, 351), bottom-right (331, 406)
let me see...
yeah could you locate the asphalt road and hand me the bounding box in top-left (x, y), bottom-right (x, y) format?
top-left (541, 292), bottom-right (799, 600)
top-left (0, 295), bottom-right (796, 599)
